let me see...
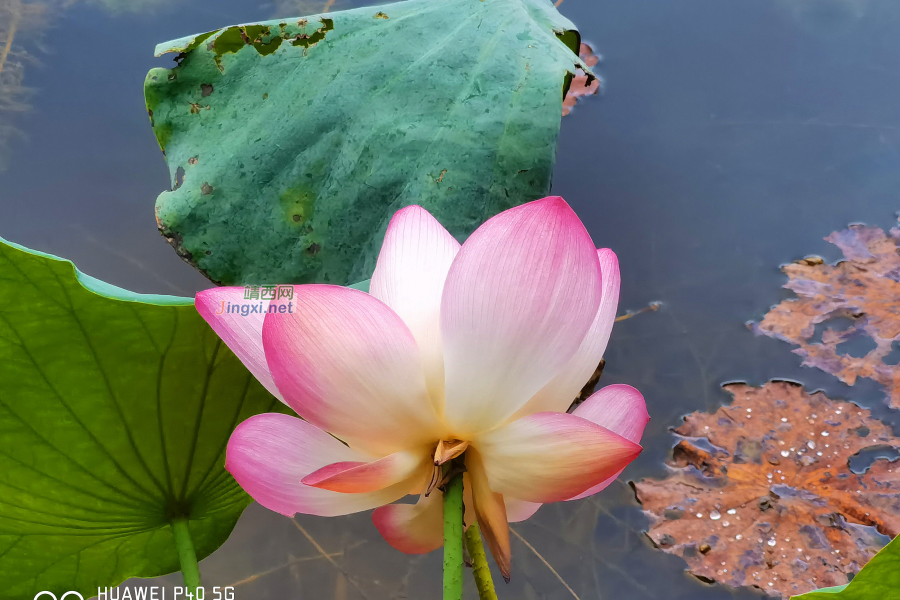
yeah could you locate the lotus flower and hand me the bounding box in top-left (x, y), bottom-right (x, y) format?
top-left (196, 196), bottom-right (648, 579)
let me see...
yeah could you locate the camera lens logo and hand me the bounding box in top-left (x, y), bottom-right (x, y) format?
top-left (34, 593), bottom-right (84, 600)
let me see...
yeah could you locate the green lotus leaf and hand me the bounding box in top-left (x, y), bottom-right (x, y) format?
top-left (791, 534), bottom-right (900, 600)
top-left (146, 0), bottom-right (587, 285)
top-left (0, 239), bottom-right (283, 599)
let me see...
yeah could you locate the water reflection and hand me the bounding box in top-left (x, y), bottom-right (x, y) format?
top-left (2, 0), bottom-right (900, 597)
top-left (0, 0), bottom-right (46, 167)
top-left (778, 0), bottom-right (869, 36)
top-left (0, 0), bottom-right (184, 170)
top-left (275, 0), bottom-right (342, 18)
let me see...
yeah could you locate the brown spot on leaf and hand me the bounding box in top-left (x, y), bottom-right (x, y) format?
top-left (306, 242), bottom-right (321, 255)
top-left (563, 43), bottom-right (601, 117)
top-left (201, 83), bottom-right (214, 97)
top-left (189, 103), bottom-right (202, 114)
top-left (188, 156), bottom-right (199, 166)
top-left (374, 11), bottom-right (389, 18)
top-left (201, 182), bottom-right (214, 195)
top-left (753, 222), bottom-right (900, 408)
top-left (635, 381), bottom-right (900, 598)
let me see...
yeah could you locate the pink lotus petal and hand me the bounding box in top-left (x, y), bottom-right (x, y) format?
top-left (473, 411), bottom-right (642, 504)
top-left (511, 249), bottom-right (620, 419)
top-left (196, 287), bottom-right (283, 402)
top-left (573, 384), bottom-right (649, 442)
top-left (567, 384), bottom-right (649, 500)
top-left (440, 197), bottom-right (602, 436)
top-left (372, 478), bottom-right (483, 555)
top-left (502, 385), bottom-right (648, 514)
top-left (372, 492), bottom-right (445, 554)
top-left (504, 497), bottom-right (541, 522)
top-left (370, 206), bottom-right (460, 411)
top-left (262, 285), bottom-right (445, 455)
top-left (226, 413), bottom-right (417, 517)
top-left (303, 449), bottom-right (430, 494)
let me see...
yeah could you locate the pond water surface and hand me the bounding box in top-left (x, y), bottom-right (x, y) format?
top-left (2, 0), bottom-right (900, 597)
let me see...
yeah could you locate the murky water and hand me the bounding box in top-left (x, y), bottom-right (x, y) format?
top-left (2, 0), bottom-right (900, 597)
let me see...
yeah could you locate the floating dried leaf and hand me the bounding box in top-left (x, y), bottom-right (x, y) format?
top-left (754, 223), bottom-right (900, 409)
top-left (635, 382), bottom-right (899, 598)
top-left (562, 43), bottom-right (600, 116)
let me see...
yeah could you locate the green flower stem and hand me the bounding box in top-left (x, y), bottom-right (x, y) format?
top-left (464, 523), bottom-right (499, 600)
top-left (171, 518), bottom-right (202, 591)
top-left (443, 473), bottom-right (465, 600)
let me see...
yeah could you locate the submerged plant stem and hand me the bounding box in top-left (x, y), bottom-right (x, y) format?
top-left (172, 518), bottom-right (202, 590)
top-left (443, 473), bottom-right (465, 600)
top-left (465, 522), bottom-right (499, 600)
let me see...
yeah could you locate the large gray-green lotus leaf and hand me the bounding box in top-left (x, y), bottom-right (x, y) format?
top-left (146, 0), bottom-right (588, 285)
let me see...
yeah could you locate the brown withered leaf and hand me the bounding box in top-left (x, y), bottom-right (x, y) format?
top-left (753, 222), bottom-right (900, 409)
top-left (562, 43), bottom-right (600, 116)
top-left (634, 381), bottom-right (900, 598)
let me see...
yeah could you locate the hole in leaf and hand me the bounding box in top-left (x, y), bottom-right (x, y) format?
top-left (882, 340), bottom-right (900, 365)
top-left (835, 329), bottom-right (878, 358)
top-left (809, 316), bottom-right (855, 344)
